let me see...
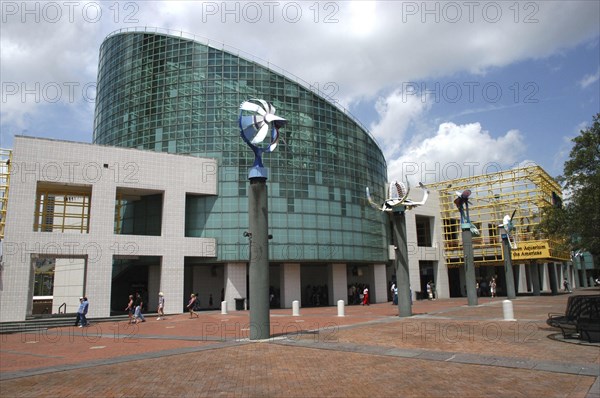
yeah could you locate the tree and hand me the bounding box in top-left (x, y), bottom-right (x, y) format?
top-left (541, 114), bottom-right (600, 264)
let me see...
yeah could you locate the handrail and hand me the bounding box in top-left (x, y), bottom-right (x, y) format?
top-left (58, 302), bottom-right (67, 314)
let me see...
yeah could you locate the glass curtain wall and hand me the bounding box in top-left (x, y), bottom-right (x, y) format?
top-left (94, 32), bottom-right (388, 263)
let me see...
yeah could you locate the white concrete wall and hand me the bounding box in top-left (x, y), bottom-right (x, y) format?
top-left (51, 258), bottom-right (85, 313)
top-left (147, 264), bottom-right (161, 311)
top-left (1, 136), bottom-right (217, 322)
top-left (280, 263), bottom-right (301, 308)
top-left (224, 263), bottom-right (247, 311)
top-left (328, 263), bottom-right (347, 305)
top-left (371, 263), bottom-right (387, 303)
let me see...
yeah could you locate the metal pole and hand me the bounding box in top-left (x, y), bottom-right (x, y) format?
top-left (501, 234), bottom-right (516, 299)
top-left (392, 210), bottom-right (412, 317)
top-left (248, 177), bottom-right (270, 340)
top-left (462, 228), bottom-right (478, 306)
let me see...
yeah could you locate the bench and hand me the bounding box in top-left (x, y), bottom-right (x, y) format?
top-left (547, 295), bottom-right (600, 341)
top-left (577, 297), bottom-right (600, 342)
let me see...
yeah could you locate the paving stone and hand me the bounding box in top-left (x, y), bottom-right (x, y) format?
top-left (1, 291), bottom-right (598, 397)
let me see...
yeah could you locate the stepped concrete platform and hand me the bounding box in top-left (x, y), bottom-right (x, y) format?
top-left (1, 289), bottom-right (599, 397)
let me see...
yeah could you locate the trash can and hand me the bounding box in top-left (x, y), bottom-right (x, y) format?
top-left (234, 298), bottom-right (245, 311)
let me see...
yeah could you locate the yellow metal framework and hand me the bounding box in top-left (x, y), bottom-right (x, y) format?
top-left (34, 186), bottom-right (91, 233)
top-left (428, 165), bottom-right (570, 267)
top-left (0, 148), bottom-right (12, 239)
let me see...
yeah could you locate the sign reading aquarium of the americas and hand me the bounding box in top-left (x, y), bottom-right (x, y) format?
top-left (511, 241), bottom-right (550, 260)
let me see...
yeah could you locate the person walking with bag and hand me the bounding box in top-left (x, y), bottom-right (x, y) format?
top-left (187, 293), bottom-right (199, 318)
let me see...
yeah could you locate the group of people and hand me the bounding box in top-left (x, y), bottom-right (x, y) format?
top-left (306, 285), bottom-right (329, 307)
top-left (476, 276), bottom-right (497, 297)
top-left (125, 291), bottom-right (166, 324)
top-left (426, 281), bottom-right (436, 300)
top-left (347, 284), bottom-right (370, 305)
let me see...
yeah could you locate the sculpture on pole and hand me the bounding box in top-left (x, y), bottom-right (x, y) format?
top-left (366, 179), bottom-right (429, 317)
top-left (453, 188), bottom-right (479, 306)
top-left (239, 99), bottom-right (286, 340)
top-left (453, 189), bottom-right (479, 236)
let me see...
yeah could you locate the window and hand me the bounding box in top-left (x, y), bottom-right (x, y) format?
top-left (415, 215), bottom-right (433, 247)
top-left (34, 183), bottom-right (91, 233)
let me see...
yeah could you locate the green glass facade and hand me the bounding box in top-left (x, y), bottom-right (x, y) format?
top-left (94, 30), bottom-right (388, 264)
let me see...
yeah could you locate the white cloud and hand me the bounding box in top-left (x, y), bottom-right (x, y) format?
top-left (369, 90), bottom-right (431, 159)
top-left (579, 67), bottom-right (600, 88)
top-left (387, 122), bottom-right (526, 185)
top-left (0, 0), bottom-right (598, 154)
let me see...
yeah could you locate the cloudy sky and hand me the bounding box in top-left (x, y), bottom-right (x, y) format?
top-left (1, 1), bottom-right (599, 183)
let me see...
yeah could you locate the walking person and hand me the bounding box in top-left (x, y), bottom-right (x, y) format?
top-left (78, 297), bottom-right (89, 327)
top-left (74, 297), bottom-right (84, 326)
top-left (490, 277), bottom-right (497, 298)
top-left (187, 293), bottom-right (199, 318)
top-left (157, 292), bottom-right (165, 320)
top-left (361, 286), bottom-right (369, 306)
top-left (125, 294), bottom-right (134, 324)
top-left (134, 292), bottom-right (146, 323)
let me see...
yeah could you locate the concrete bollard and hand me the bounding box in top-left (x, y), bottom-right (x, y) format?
top-left (221, 301), bottom-right (227, 315)
top-left (502, 299), bottom-right (515, 321)
top-left (337, 300), bottom-right (345, 317)
top-left (292, 300), bottom-right (300, 316)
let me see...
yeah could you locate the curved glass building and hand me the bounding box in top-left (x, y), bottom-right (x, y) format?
top-left (94, 28), bottom-right (389, 307)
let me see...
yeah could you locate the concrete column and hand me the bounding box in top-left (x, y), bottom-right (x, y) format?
top-left (572, 261), bottom-right (580, 288)
top-left (392, 210), bottom-right (412, 316)
top-left (248, 178), bottom-right (270, 340)
top-left (85, 255), bottom-right (112, 318)
top-left (328, 263), bottom-right (348, 305)
top-left (530, 262), bottom-right (540, 296)
top-left (147, 264), bottom-right (161, 310)
top-left (517, 264), bottom-right (528, 293)
top-left (456, 265), bottom-right (466, 296)
top-left (225, 263), bottom-right (247, 312)
top-left (280, 263), bottom-right (301, 308)
top-left (540, 263), bottom-right (549, 292)
top-left (501, 235), bottom-right (516, 299)
top-left (548, 262), bottom-right (558, 295)
top-left (371, 263), bottom-right (387, 303)
top-left (160, 254), bottom-right (185, 315)
top-left (462, 229), bottom-right (478, 306)
top-left (434, 260), bottom-right (450, 299)
top-left (579, 256), bottom-right (588, 288)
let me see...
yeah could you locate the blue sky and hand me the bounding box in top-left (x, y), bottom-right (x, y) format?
top-left (1, 1), bottom-right (599, 183)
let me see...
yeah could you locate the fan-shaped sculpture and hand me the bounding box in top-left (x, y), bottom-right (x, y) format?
top-left (454, 189), bottom-right (479, 236)
top-left (366, 180), bottom-right (429, 212)
top-left (239, 99), bottom-right (287, 178)
top-left (499, 209), bottom-right (518, 249)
